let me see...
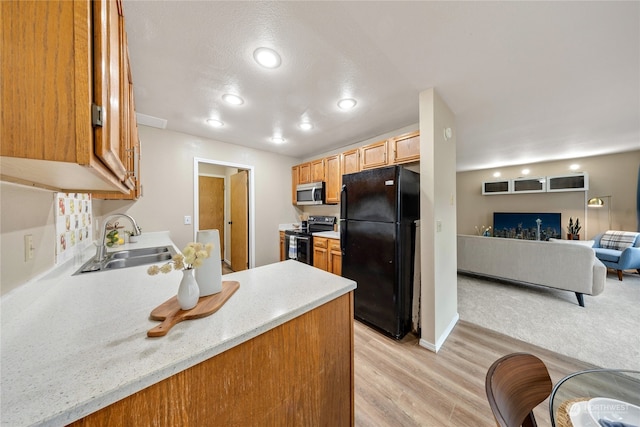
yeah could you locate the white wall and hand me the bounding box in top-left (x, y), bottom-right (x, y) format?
top-left (456, 151), bottom-right (640, 239)
top-left (419, 88), bottom-right (458, 352)
top-left (0, 126), bottom-right (302, 295)
top-left (102, 126), bottom-right (301, 268)
top-left (0, 183), bottom-right (57, 294)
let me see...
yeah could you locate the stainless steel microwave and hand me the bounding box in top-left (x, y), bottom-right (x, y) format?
top-left (296, 182), bottom-right (325, 205)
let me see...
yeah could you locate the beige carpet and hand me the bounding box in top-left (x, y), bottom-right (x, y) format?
top-left (457, 270), bottom-right (640, 370)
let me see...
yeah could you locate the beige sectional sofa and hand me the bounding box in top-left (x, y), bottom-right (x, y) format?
top-left (457, 234), bottom-right (606, 307)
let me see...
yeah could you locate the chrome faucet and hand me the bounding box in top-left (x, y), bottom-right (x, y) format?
top-left (95, 214), bottom-right (142, 262)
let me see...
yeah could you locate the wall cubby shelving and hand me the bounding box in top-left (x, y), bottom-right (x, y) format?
top-left (482, 172), bottom-right (588, 195)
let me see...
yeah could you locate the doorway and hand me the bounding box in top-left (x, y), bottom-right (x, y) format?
top-left (193, 157), bottom-right (255, 270)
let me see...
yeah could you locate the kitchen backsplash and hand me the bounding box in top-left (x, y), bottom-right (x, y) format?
top-left (54, 193), bottom-right (93, 265)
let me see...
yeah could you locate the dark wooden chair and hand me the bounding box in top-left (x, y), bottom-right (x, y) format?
top-left (485, 353), bottom-right (553, 427)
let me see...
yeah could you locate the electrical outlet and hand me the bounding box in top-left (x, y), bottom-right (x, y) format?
top-left (184, 215), bottom-right (192, 225)
top-left (24, 234), bottom-right (34, 261)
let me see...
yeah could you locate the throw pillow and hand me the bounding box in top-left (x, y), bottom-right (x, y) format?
top-left (600, 231), bottom-right (639, 251)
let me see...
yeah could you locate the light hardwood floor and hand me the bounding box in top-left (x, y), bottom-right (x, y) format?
top-left (354, 319), bottom-right (595, 427)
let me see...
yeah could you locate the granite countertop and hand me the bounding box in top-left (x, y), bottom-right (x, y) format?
top-left (0, 232), bottom-right (356, 426)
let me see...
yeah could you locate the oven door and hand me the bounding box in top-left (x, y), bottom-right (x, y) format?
top-left (284, 232), bottom-right (313, 265)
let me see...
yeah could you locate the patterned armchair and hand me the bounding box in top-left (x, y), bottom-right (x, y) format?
top-left (592, 231), bottom-right (640, 280)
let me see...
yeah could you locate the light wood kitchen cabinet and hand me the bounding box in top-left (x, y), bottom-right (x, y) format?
top-left (279, 231), bottom-right (285, 261)
top-left (328, 238), bottom-right (342, 276)
top-left (311, 158), bottom-right (325, 182)
top-left (298, 162), bottom-right (311, 184)
top-left (325, 154), bottom-right (341, 204)
top-left (313, 237), bottom-right (329, 271)
top-left (390, 130), bottom-right (420, 165)
top-left (341, 148), bottom-right (360, 176)
top-left (69, 293), bottom-right (354, 426)
top-left (291, 165), bottom-right (299, 204)
top-left (94, 13), bottom-right (141, 200)
top-left (314, 237), bottom-right (341, 276)
top-left (360, 140), bottom-right (389, 170)
top-left (1, 0), bottom-right (137, 194)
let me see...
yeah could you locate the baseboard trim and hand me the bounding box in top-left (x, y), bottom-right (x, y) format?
top-left (419, 313), bottom-right (460, 353)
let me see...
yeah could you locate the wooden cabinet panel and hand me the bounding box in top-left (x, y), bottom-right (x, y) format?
top-left (279, 231), bottom-right (285, 261)
top-left (390, 131), bottom-right (420, 164)
top-left (291, 165), bottom-right (299, 205)
top-left (311, 158), bottom-right (325, 182)
top-left (92, 0), bottom-right (127, 182)
top-left (360, 140), bottom-right (388, 170)
top-left (298, 162), bottom-right (311, 184)
top-left (325, 154), bottom-right (341, 204)
top-left (93, 12), bottom-right (140, 200)
top-left (70, 294), bottom-right (354, 427)
top-left (0, 0), bottom-right (135, 194)
top-left (341, 149), bottom-right (360, 176)
top-left (328, 239), bottom-right (342, 276)
top-left (313, 237), bottom-right (328, 271)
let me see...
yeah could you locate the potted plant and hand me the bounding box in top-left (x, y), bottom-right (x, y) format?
top-left (567, 217), bottom-right (581, 240)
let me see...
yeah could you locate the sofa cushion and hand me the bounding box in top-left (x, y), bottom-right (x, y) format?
top-left (599, 231), bottom-right (639, 251)
top-left (593, 248), bottom-right (621, 263)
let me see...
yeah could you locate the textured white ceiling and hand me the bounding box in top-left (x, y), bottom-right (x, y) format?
top-left (122, 1), bottom-right (639, 171)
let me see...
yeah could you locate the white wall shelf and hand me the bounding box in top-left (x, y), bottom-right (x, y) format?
top-left (513, 176), bottom-right (546, 193)
top-left (482, 180), bottom-right (511, 195)
top-left (482, 173), bottom-right (588, 195)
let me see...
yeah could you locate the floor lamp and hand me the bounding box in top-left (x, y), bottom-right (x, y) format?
top-left (587, 195), bottom-right (612, 231)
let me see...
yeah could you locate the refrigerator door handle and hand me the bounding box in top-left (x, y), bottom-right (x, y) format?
top-left (340, 184), bottom-right (347, 255)
top-left (340, 184), bottom-right (347, 220)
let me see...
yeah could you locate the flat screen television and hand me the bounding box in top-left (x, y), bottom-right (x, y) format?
top-left (493, 212), bottom-right (561, 241)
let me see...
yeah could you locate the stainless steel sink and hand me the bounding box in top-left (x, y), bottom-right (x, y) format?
top-left (109, 246), bottom-right (175, 259)
top-left (73, 245), bottom-right (177, 275)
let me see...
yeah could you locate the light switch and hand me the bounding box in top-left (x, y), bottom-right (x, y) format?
top-left (24, 234), bottom-right (34, 261)
top-left (184, 215), bottom-right (192, 225)
top-left (436, 221), bottom-right (442, 232)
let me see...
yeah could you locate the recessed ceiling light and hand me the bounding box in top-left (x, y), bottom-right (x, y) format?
top-left (222, 94), bottom-right (244, 105)
top-left (299, 122), bottom-right (313, 131)
top-left (271, 137), bottom-right (285, 144)
top-left (253, 47), bottom-right (281, 69)
top-left (493, 172), bottom-right (501, 178)
top-left (337, 98), bottom-right (357, 110)
top-left (206, 119), bottom-right (224, 127)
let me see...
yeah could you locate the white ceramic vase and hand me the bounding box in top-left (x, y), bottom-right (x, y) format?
top-left (195, 230), bottom-right (223, 296)
top-left (177, 269), bottom-right (199, 310)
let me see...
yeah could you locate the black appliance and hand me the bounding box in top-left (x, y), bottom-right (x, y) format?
top-left (340, 165), bottom-right (420, 339)
top-left (285, 215), bottom-right (336, 265)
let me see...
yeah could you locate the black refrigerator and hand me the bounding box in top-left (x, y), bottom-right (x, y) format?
top-left (340, 165), bottom-right (420, 339)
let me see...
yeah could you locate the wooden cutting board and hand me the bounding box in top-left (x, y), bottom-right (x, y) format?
top-left (147, 280), bottom-right (240, 337)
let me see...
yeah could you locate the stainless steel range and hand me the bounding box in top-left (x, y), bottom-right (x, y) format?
top-left (284, 215), bottom-right (336, 265)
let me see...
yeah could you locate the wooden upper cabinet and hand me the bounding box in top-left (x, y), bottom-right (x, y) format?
top-left (341, 149), bottom-right (360, 176)
top-left (298, 162), bottom-right (311, 184)
top-left (360, 140), bottom-right (389, 170)
top-left (93, 0), bottom-right (127, 183)
top-left (94, 9), bottom-right (140, 200)
top-left (325, 154), bottom-right (341, 204)
top-left (390, 131), bottom-right (420, 164)
top-left (0, 0), bottom-right (134, 194)
top-left (311, 158), bottom-right (325, 182)
top-left (291, 165), bottom-right (299, 205)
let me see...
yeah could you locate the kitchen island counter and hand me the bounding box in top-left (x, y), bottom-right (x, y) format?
top-left (1, 232), bottom-right (356, 426)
